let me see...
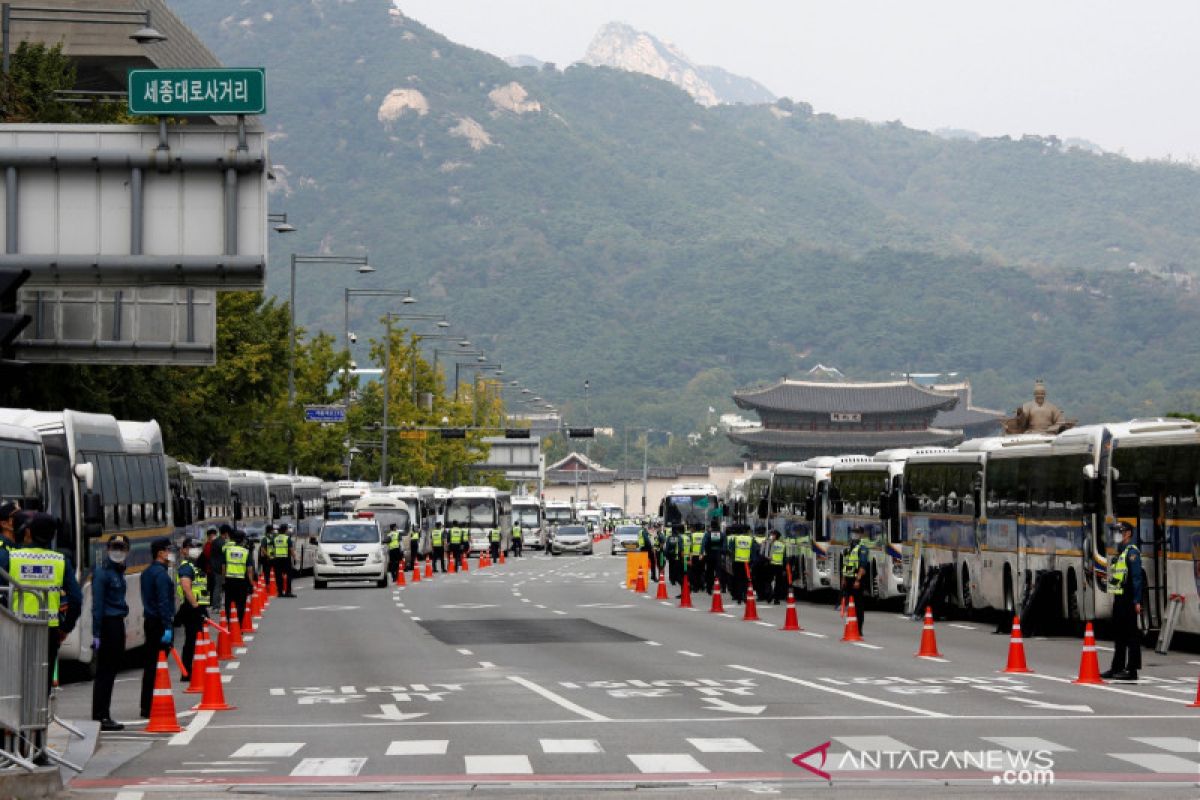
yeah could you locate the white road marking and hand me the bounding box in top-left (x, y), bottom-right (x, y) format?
top-left (411, 617), bottom-right (421, 621)
top-left (270, 688), bottom-right (285, 696)
top-left (1094, 644), bottom-right (1114, 651)
top-left (851, 642), bottom-right (883, 650)
top-left (164, 768), bottom-right (263, 774)
top-left (507, 676), bottom-right (610, 722)
top-left (1107, 753), bottom-right (1200, 773)
top-left (1024, 672), bottom-right (1196, 705)
top-left (1131, 737), bottom-right (1200, 753)
top-left (552, 610), bottom-right (567, 615)
top-left (535, 604), bottom-right (546, 609)
top-left (521, 598), bottom-right (531, 603)
top-left (234, 648), bottom-right (248, 655)
top-left (753, 621), bottom-right (774, 627)
top-left (628, 753), bottom-right (709, 773)
top-left (801, 631), bottom-right (827, 638)
top-left (644, 641), bottom-right (661, 647)
top-left (479, 661), bottom-right (496, 669)
top-left (457, 648), bottom-right (474, 656)
top-left (168, 710), bottom-right (214, 747)
top-left (835, 735), bottom-right (913, 751)
top-left (729, 664), bottom-right (948, 718)
top-left (688, 737), bottom-right (761, 753)
top-left (221, 675), bottom-right (234, 683)
top-left (231, 743), bottom-right (306, 758)
top-left (919, 656), bottom-right (949, 663)
top-left (464, 755), bottom-right (533, 774)
top-left (290, 757), bottom-right (367, 776)
top-left (225, 662), bottom-right (240, 670)
top-left (541, 738), bottom-right (603, 753)
top-left (948, 623), bottom-right (976, 630)
top-left (386, 739), bottom-right (449, 755)
top-left (678, 650), bottom-right (703, 658)
top-left (181, 760), bottom-right (270, 766)
top-left (983, 737), bottom-right (1074, 752)
top-left (114, 791), bottom-right (144, 800)
top-left (402, 609), bottom-right (413, 615)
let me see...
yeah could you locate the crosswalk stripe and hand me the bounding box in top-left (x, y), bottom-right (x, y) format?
top-left (687, 737), bottom-right (760, 753)
top-left (982, 737), bottom-right (1073, 752)
top-left (1130, 737), bottom-right (1200, 753)
top-left (231, 743), bottom-right (306, 758)
top-left (540, 738), bottom-right (603, 753)
top-left (628, 753), bottom-right (708, 773)
top-left (1108, 753), bottom-right (1200, 773)
top-left (464, 755), bottom-right (533, 774)
top-left (386, 740), bottom-right (449, 755)
top-left (290, 757), bottom-right (365, 776)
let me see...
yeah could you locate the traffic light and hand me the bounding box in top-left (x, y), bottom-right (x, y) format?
top-left (439, 427), bottom-right (466, 439)
top-left (568, 427), bottom-right (594, 438)
top-left (504, 428), bottom-right (531, 439)
top-left (0, 269), bottom-right (31, 362)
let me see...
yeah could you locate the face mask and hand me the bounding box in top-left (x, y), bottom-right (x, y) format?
top-left (166, 553), bottom-right (177, 565)
top-left (108, 550), bottom-right (127, 564)
top-left (188, 547), bottom-right (202, 559)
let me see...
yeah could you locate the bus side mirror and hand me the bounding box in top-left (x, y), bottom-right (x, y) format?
top-left (878, 492), bottom-right (889, 519)
top-left (309, 536), bottom-right (318, 546)
top-left (1082, 464), bottom-right (1096, 480)
top-left (297, 502), bottom-right (306, 521)
top-left (233, 498), bottom-right (244, 521)
top-left (83, 491), bottom-right (104, 539)
top-left (803, 498), bottom-right (815, 520)
top-left (756, 498), bottom-right (768, 518)
top-left (73, 462), bottom-right (94, 492)
top-left (271, 500), bottom-right (282, 520)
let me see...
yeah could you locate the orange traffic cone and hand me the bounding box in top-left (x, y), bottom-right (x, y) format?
top-left (193, 641), bottom-right (235, 712)
top-left (500, 551), bottom-right (506, 564)
top-left (460, 554), bottom-right (469, 572)
top-left (1072, 622), bottom-right (1104, 684)
top-left (710, 577), bottom-right (725, 613)
top-left (412, 561), bottom-right (421, 582)
top-left (656, 572), bottom-right (668, 600)
top-left (915, 606), bottom-right (942, 657)
top-left (424, 558), bottom-right (433, 579)
top-left (744, 584), bottom-right (761, 622)
top-left (397, 561), bottom-right (407, 585)
top-left (144, 651), bottom-right (182, 733)
top-left (781, 589), bottom-right (801, 631)
top-left (635, 567), bottom-right (646, 593)
top-left (185, 634), bottom-right (208, 694)
top-left (1188, 675), bottom-right (1200, 708)
top-left (268, 570), bottom-right (278, 598)
top-left (448, 554), bottom-right (457, 573)
top-left (251, 585), bottom-right (263, 619)
top-left (215, 614), bottom-right (234, 662)
top-left (242, 606), bottom-right (255, 634)
top-left (230, 612), bottom-right (245, 648)
top-left (679, 574), bottom-right (693, 609)
top-left (841, 597), bottom-right (862, 641)
top-left (1003, 616), bottom-right (1032, 673)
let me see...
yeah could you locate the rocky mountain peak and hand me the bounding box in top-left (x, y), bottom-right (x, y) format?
top-left (581, 21), bottom-right (775, 107)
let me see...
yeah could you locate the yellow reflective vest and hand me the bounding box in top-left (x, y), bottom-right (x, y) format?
top-left (9, 547), bottom-right (64, 626)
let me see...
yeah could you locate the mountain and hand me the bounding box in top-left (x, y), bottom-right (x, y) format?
top-left (504, 54), bottom-right (548, 70)
top-left (168, 0), bottom-right (1200, 438)
top-left (581, 21), bottom-right (775, 107)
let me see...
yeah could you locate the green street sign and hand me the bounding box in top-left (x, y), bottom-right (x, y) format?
top-left (128, 68), bottom-right (266, 116)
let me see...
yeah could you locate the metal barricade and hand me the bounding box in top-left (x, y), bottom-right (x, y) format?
top-left (0, 565), bottom-right (50, 771)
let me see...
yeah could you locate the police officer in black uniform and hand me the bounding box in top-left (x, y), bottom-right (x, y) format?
top-left (1102, 521), bottom-right (1144, 681)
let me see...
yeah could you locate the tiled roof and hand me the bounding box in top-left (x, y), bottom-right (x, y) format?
top-left (733, 380), bottom-right (958, 415)
top-left (931, 382), bottom-right (1006, 429)
top-left (727, 427), bottom-right (965, 450)
top-left (546, 469), bottom-right (615, 485)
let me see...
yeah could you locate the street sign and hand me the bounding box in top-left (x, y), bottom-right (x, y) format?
top-left (128, 68), bottom-right (267, 115)
top-left (397, 430), bottom-right (427, 441)
top-left (304, 405), bottom-right (346, 423)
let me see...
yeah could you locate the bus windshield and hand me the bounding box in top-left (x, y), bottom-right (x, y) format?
top-left (447, 498), bottom-right (497, 527)
top-left (515, 508), bottom-right (540, 528)
top-left (321, 524), bottom-right (380, 544)
top-left (662, 495), bottom-right (717, 527)
top-left (544, 507), bottom-right (572, 524)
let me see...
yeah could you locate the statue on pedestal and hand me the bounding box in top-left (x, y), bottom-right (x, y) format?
top-left (1003, 380), bottom-right (1075, 435)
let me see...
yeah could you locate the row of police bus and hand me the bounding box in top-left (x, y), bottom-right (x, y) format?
top-left (0, 408), bottom-right (547, 671)
top-left (722, 417), bottom-right (1200, 638)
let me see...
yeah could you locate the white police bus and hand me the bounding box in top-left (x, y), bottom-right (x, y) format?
top-left (446, 486), bottom-right (511, 557)
top-left (512, 495), bottom-right (544, 549)
top-left (168, 460), bottom-right (232, 546)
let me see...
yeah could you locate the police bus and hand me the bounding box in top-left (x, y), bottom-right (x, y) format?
top-left (168, 460), bottom-right (232, 546)
top-left (827, 455), bottom-right (901, 602)
top-left (543, 499), bottom-right (574, 533)
top-left (658, 483), bottom-right (721, 530)
top-left (754, 462), bottom-right (833, 595)
top-left (227, 470), bottom-right (271, 564)
top-left (325, 480), bottom-right (372, 514)
top-left (0, 409), bottom-right (171, 667)
top-left (446, 486), bottom-right (512, 557)
top-left (291, 475), bottom-right (325, 573)
top-left (512, 495), bottom-right (544, 550)
top-left (352, 493), bottom-right (413, 536)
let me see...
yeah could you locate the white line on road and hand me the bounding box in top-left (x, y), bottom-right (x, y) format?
top-left (114, 792), bottom-right (143, 800)
top-left (678, 650), bottom-right (703, 657)
top-left (290, 757), bottom-right (366, 776)
top-left (851, 642), bottom-right (883, 650)
top-left (225, 662), bottom-right (240, 670)
top-left (800, 631), bottom-right (827, 638)
top-left (552, 610), bottom-right (567, 615)
top-left (411, 617), bottom-right (421, 621)
top-left (1023, 673), bottom-right (1196, 705)
top-left (729, 664), bottom-right (948, 718)
top-left (164, 768), bottom-right (264, 774)
top-left (479, 661), bottom-right (496, 669)
top-left (948, 623), bottom-right (976, 630)
top-left (168, 710), bottom-right (214, 746)
top-left (457, 649), bottom-right (473, 656)
top-left (1095, 644), bottom-right (1114, 652)
top-left (232, 743), bottom-right (306, 757)
top-left (644, 641), bottom-right (661, 646)
top-left (507, 676), bottom-right (610, 722)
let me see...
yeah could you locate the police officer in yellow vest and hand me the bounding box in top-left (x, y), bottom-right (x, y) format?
top-left (222, 529), bottom-right (254, 626)
top-left (1102, 521), bottom-right (1144, 681)
top-left (842, 525), bottom-right (870, 634)
top-left (385, 523), bottom-right (403, 580)
top-left (637, 524), bottom-right (657, 581)
top-left (750, 525), bottom-right (770, 601)
top-left (511, 522), bottom-right (523, 558)
top-left (410, 525), bottom-right (423, 568)
top-left (9, 513), bottom-right (82, 696)
top-left (768, 530), bottom-right (788, 603)
top-left (175, 536), bottom-right (208, 679)
top-left (730, 525), bottom-right (754, 604)
top-left (270, 523), bottom-right (296, 597)
top-left (430, 522), bottom-right (446, 572)
top-left (489, 526), bottom-right (501, 562)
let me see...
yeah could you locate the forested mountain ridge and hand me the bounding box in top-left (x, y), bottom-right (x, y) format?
top-left (169, 0), bottom-right (1200, 435)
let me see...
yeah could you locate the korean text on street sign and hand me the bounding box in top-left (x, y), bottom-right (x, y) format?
top-left (128, 68), bottom-right (266, 116)
top-left (304, 405), bottom-right (346, 423)
top-left (398, 430), bottom-right (427, 441)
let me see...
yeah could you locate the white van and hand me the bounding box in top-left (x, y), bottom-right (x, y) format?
top-left (312, 518), bottom-right (388, 589)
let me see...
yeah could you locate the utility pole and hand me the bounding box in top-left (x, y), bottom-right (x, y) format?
top-left (381, 314), bottom-right (391, 486)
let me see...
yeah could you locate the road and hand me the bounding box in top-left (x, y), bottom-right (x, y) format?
top-left (52, 539), bottom-right (1200, 798)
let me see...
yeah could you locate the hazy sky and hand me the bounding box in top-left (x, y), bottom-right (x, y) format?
top-left (397, 0), bottom-right (1200, 162)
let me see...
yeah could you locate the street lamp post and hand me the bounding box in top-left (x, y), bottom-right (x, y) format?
top-left (342, 287), bottom-right (412, 410)
top-left (2, 3), bottom-right (167, 75)
top-left (287, 253), bottom-right (373, 474)
top-left (379, 312), bottom-right (446, 485)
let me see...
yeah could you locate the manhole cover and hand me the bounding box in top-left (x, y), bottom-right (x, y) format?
top-left (417, 618), bottom-right (643, 645)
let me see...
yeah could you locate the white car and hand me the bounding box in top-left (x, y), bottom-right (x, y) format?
top-left (612, 524), bottom-right (642, 556)
top-left (312, 519), bottom-right (388, 589)
top-left (550, 524), bottom-right (593, 556)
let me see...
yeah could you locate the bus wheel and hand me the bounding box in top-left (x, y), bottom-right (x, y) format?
top-left (996, 570), bottom-right (1015, 634)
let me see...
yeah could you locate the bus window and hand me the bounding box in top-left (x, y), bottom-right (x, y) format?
top-left (0, 446), bottom-right (20, 498)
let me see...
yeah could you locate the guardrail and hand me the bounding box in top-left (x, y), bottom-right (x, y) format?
top-left (0, 565), bottom-right (50, 771)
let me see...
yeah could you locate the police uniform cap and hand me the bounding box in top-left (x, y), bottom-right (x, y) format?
top-left (219, 523), bottom-right (233, 536)
top-left (180, 536), bottom-right (198, 549)
top-left (107, 534), bottom-right (130, 550)
top-left (150, 537), bottom-right (171, 557)
top-left (1111, 521), bottom-right (1134, 533)
top-left (27, 512), bottom-right (57, 544)
top-left (278, 523), bottom-right (290, 532)
top-left (0, 500), bottom-right (18, 521)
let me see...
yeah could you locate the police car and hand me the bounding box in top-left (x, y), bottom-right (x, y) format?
top-left (311, 517), bottom-right (388, 589)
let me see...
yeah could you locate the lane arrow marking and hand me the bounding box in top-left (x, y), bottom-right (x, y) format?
top-left (1008, 696), bottom-right (1093, 713)
top-left (363, 704), bottom-right (429, 721)
top-left (700, 697), bottom-right (766, 714)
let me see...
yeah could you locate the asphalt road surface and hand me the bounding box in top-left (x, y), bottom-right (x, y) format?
top-left (53, 539), bottom-right (1200, 798)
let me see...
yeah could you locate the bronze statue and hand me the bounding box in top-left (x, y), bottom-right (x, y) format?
top-left (1003, 380), bottom-right (1075, 435)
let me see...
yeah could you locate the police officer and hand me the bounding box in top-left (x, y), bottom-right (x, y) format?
top-left (688, 524), bottom-right (704, 589)
top-left (385, 523), bottom-right (402, 580)
top-left (489, 525), bottom-right (501, 562)
top-left (91, 534), bottom-right (129, 731)
top-left (210, 524), bottom-right (231, 613)
top-left (10, 513), bottom-right (82, 695)
top-left (448, 522), bottom-right (464, 567)
top-left (702, 519), bottom-right (723, 593)
top-left (222, 530), bottom-right (254, 627)
top-left (175, 536), bottom-right (208, 679)
top-left (140, 538), bottom-right (175, 718)
top-left (511, 522), bottom-right (523, 558)
top-left (768, 530), bottom-right (787, 603)
top-left (730, 525), bottom-right (754, 603)
top-left (430, 521), bottom-right (446, 572)
top-left (637, 522), bottom-right (657, 582)
top-left (842, 525), bottom-right (870, 634)
top-left (410, 523), bottom-right (423, 569)
top-left (665, 524), bottom-right (685, 589)
top-left (1102, 521), bottom-right (1143, 681)
top-left (271, 523), bottom-right (296, 597)
top-left (0, 501), bottom-right (18, 597)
